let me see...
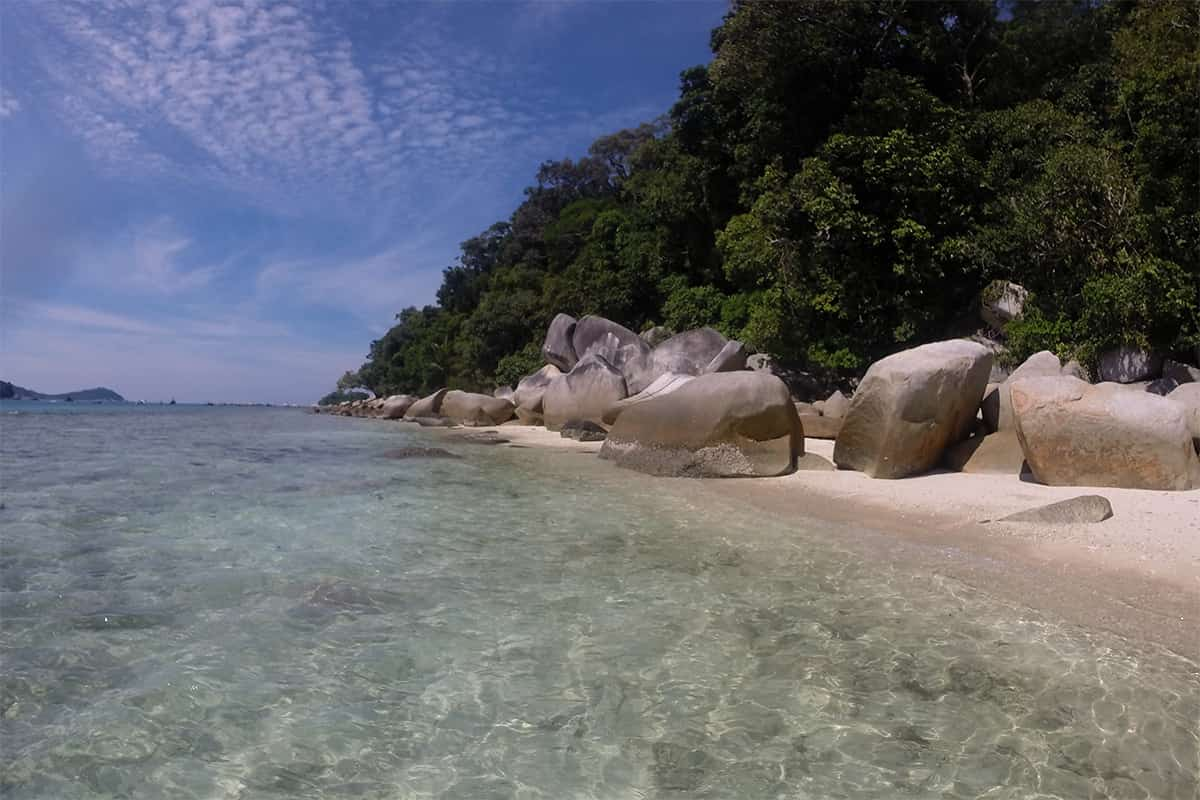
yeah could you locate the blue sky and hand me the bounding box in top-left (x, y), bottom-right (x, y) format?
top-left (0, 0), bottom-right (726, 403)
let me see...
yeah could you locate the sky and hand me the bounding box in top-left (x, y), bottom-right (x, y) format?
top-left (0, 0), bottom-right (726, 404)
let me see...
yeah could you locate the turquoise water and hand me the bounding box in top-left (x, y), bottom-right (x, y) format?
top-left (1, 405), bottom-right (1196, 799)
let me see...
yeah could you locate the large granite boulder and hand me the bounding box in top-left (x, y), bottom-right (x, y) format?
top-left (493, 386), bottom-right (515, 401)
top-left (600, 371), bottom-right (802, 477)
top-left (833, 340), bottom-right (993, 478)
top-left (1010, 376), bottom-right (1199, 490)
top-left (512, 365), bottom-right (563, 425)
top-left (798, 413), bottom-right (842, 440)
top-left (542, 313), bottom-right (578, 372)
top-left (1097, 346), bottom-right (1162, 384)
top-left (440, 390), bottom-right (516, 426)
top-left (1166, 382), bottom-right (1200, 443)
top-left (542, 354), bottom-right (628, 431)
top-left (571, 316), bottom-right (654, 394)
top-left (601, 373), bottom-right (694, 425)
top-left (703, 339), bottom-right (748, 373)
top-left (981, 350), bottom-right (1064, 433)
top-left (380, 394), bottom-right (418, 420)
top-left (650, 328), bottom-right (729, 376)
top-left (979, 280), bottom-right (1028, 331)
top-left (403, 388), bottom-right (448, 420)
top-left (822, 390), bottom-right (851, 420)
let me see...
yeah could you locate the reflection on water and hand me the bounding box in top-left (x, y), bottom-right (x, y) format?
top-left (1, 408), bottom-right (1196, 799)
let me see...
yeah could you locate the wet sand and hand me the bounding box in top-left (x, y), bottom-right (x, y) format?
top-left (438, 424), bottom-right (1200, 659)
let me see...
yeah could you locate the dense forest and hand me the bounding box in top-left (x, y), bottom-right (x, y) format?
top-left (332, 0), bottom-right (1198, 401)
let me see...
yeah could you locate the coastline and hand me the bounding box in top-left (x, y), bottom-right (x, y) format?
top-left (430, 423), bottom-right (1200, 660)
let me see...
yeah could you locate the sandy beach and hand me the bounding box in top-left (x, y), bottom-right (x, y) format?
top-left (437, 423), bottom-right (1200, 659)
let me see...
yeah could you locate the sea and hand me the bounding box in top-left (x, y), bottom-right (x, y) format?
top-left (1, 402), bottom-right (1196, 799)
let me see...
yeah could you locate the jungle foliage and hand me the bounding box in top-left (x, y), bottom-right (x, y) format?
top-left (339, 0), bottom-right (1198, 398)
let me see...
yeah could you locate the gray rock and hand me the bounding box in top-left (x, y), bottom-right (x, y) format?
top-left (796, 452), bottom-right (836, 471)
top-left (601, 373), bottom-right (694, 425)
top-left (794, 401), bottom-right (816, 415)
top-left (1000, 495), bottom-right (1113, 524)
top-left (798, 414), bottom-right (842, 440)
top-left (650, 328), bottom-right (729, 376)
top-left (1011, 377), bottom-right (1199, 490)
top-left (410, 416), bottom-right (455, 427)
top-left (1163, 359), bottom-right (1200, 384)
top-left (979, 280), bottom-right (1029, 331)
top-left (542, 354), bottom-right (628, 431)
top-left (380, 394), bottom-right (418, 420)
top-left (403, 388), bottom-right (448, 420)
top-left (1145, 378), bottom-right (1179, 396)
top-left (1166, 382), bottom-right (1200, 443)
top-left (640, 326), bottom-right (675, 347)
top-left (600, 371), bottom-right (801, 477)
top-left (982, 350), bottom-right (1063, 433)
top-left (542, 313), bottom-right (578, 372)
top-left (382, 446), bottom-right (461, 459)
top-left (493, 386), bottom-right (515, 401)
top-left (833, 340), bottom-right (993, 478)
top-left (513, 365), bottom-right (563, 418)
top-left (1097, 346), bottom-right (1162, 383)
top-left (703, 339), bottom-right (749, 374)
top-left (746, 353), bottom-right (774, 371)
top-left (572, 316), bottom-right (655, 394)
top-left (812, 400), bottom-right (826, 415)
top-left (440, 390), bottom-right (516, 426)
top-left (943, 431), bottom-right (1027, 475)
top-left (560, 419), bottom-right (608, 442)
top-left (822, 390), bottom-right (851, 420)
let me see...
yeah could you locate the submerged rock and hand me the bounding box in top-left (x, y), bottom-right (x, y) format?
top-left (834, 340), bottom-right (993, 478)
top-left (381, 446), bottom-right (461, 459)
top-left (601, 371), bottom-right (801, 477)
top-left (1000, 495), bottom-right (1113, 524)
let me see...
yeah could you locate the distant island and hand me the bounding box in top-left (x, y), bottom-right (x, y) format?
top-left (0, 380), bottom-right (125, 403)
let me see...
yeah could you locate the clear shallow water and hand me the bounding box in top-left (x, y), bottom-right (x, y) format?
top-left (1, 406), bottom-right (1196, 799)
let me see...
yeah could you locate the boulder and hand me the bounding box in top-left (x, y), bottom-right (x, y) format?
top-left (703, 339), bottom-right (749, 374)
top-left (979, 280), bottom-right (1028, 330)
top-left (812, 400), bottom-right (826, 415)
top-left (794, 401), bottom-right (816, 415)
top-left (943, 431), bottom-right (1027, 474)
top-left (1145, 378), bottom-right (1179, 397)
top-left (440, 390), bottom-right (516, 426)
top-left (1163, 359), bottom-right (1200, 384)
top-left (650, 328), bottom-right (729, 375)
top-left (571, 316), bottom-right (655, 394)
top-left (560, 419), bottom-right (608, 442)
top-left (982, 350), bottom-right (1063, 433)
top-left (640, 326), bottom-right (675, 347)
top-left (822, 390), bottom-right (851, 420)
top-left (1010, 377), bottom-right (1199, 490)
top-left (403, 388), bottom-right (448, 420)
top-left (798, 414), bottom-right (842, 440)
top-left (600, 371), bottom-right (802, 478)
top-left (542, 313), bottom-right (578, 372)
top-left (1097, 346), bottom-right (1162, 384)
top-left (1166, 382), bottom-right (1200, 443)
top-left (796, 452), bottom-right (836, 471)
top-left (493, 386), bottom-right (515, 401)
top-left (513, 364), bottom-right (563, 420)
top-left (601, 373), bottom-right (694, 425)
top-left (833, 340), bottom-right (993, 479)
top-left (542, 354), bottom-right (628, 431)
top-left (380, 394), bottom-right (418, 420)
top-left (1000, 495), bottom-right (1113, 524)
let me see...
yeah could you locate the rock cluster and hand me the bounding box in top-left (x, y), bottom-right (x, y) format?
top-left (320, 311), bottom-right (1200, 494)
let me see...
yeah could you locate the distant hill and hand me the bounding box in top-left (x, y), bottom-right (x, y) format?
top-left (0, 381), bottom-right (125, 402)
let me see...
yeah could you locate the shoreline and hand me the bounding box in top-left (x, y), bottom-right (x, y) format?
top-left (430, 423), bottom-right (1200, 660)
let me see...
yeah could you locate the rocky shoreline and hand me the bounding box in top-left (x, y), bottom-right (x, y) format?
top-left (315, 313), bottom-right (1200, 655)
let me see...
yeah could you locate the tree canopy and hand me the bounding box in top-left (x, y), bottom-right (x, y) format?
top-left (336, 0), bottom-right (1198, 399)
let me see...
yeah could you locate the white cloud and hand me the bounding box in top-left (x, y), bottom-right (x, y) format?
top-left (75, 217), bottom-right (222, 295)
top-left (0, 89), bottom-right (20, 119)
